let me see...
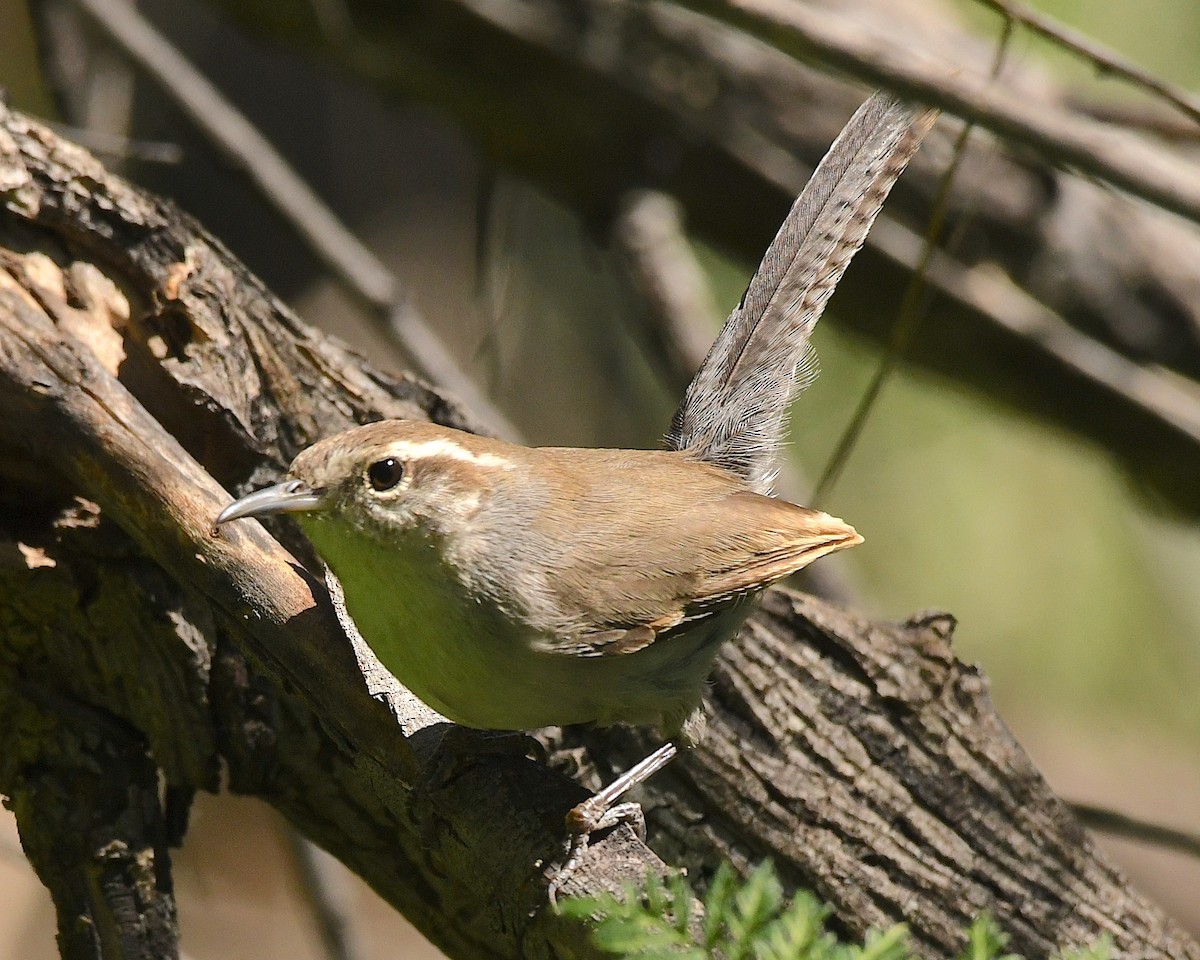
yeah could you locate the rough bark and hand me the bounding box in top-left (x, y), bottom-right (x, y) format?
top-left (7, 689), bottom-right (179, 960)
top-left (0, 102), bottom-right (1195, 959)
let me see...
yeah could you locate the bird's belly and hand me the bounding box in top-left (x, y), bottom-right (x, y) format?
top-left (311, 525), bottom-right (740, 733)
top-left (350, 592), bottom-right (723, 733)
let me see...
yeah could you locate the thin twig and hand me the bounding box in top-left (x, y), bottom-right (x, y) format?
top-left (678, 0), bottom-right (1200, 229)
top-left (813, 26), bottom-right (1013, 507)
top-left (68, 0), bottom-right (391, 304)
top-left (68, 0), bottom-right (519, 441)
top-left (973, 0), bottom-right (1200, 128)
top-left (287, 830), bottom-right (370, 960)
top-left (1073, 802), bottom-right (1200, 861)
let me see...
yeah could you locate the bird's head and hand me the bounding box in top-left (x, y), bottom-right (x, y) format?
top-left (215, 420), bottom-right (514, 542)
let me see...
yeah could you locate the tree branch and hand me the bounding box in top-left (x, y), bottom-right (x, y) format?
top-left (680, 0), bottom-right (1200, 224)
top-left (971, 0), bottom-right (1200, 126)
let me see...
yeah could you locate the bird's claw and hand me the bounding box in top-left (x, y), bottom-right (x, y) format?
top-left (547, 800), bottom-right (646, 907)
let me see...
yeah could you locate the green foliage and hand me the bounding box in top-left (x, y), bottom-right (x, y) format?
top-left (1055, 937), bottom-right (1113, 960)
top-left (558, 862), bottom-right (1113, 960)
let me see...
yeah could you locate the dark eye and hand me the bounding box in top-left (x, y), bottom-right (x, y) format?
top-left (366, 457), bottom-right (404, 491)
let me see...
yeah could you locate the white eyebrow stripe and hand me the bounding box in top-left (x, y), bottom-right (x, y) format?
top-left (387, 438), bottom-right (513, 469)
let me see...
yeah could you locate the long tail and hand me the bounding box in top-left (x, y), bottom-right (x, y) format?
top-left (667, 93), bottom-right (937, 493)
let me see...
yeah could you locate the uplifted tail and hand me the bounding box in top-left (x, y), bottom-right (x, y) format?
top-left (667, 93), bottom-right (937, 493)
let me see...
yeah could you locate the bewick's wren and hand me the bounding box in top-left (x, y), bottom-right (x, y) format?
top-left (216, 93), bottom-right (936, 897)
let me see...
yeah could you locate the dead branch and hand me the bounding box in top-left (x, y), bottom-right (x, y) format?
top-left (971, 0), bottom-right (1200, 126)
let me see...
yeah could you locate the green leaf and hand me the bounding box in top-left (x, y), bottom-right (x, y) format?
top-left (645, 873), bottom-right (671, 918)
top-left (560, 860), bottom-right (1113, 960)
top-left (956, 913), bottom-right (1021, 960)
top-left (753, 888), bottom-right (830, 960)
top-left (856, 924), bottom-right (913, 960)
top-left (703, 862), bottom-right (740, 949)
top-left (557, 891), bottom-right (623, 922)
top-left (669, 872), bottom-right (695, 937)
top-left (1053, 935), bottom-right (1114, 960)
top-left (728, 862), bottom-right (785, 959)
top-left (592, 921), bottom-right (687, 955)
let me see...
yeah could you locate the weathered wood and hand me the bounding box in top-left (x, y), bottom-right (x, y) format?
top-left (0, 102), bottom-right (1195, 959)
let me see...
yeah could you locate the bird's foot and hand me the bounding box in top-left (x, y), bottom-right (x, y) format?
top-left (547, 801), bottom-right (645, 907)
top-left (545, 741), bottom-right (678, 907)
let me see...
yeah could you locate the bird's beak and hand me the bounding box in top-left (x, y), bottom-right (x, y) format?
top-left (215, 480), bottom-right (325, 526)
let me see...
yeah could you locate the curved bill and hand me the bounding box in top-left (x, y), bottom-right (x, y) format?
top-left (215, 480), bottom-right (325, 526)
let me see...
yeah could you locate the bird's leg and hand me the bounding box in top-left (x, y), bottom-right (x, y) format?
top-left (566, 742), bottom-right (678, 834)
top-left (547, 741), bottom-right (679, 905)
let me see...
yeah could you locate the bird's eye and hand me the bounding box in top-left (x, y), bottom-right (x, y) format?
top-left (366, 457), bottom-right (404, 491)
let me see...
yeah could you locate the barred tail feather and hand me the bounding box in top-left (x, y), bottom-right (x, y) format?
top-left (668, 93), bottom-right (937, 493)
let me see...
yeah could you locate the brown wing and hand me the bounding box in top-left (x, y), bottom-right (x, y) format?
top-left (687, 492), bottom-right (862, 605)
top-left (524, 449), bottom-right (861, 656)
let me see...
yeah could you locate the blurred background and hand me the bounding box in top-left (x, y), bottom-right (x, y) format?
top-left (2, 0), bottom-right (1199, 955)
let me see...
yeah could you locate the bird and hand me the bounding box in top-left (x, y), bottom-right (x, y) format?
top-left (217, 421), bottom-right (862, 742)
top-left (215, 91), bottom-right (936, 895)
